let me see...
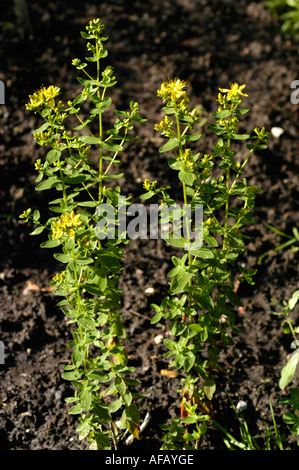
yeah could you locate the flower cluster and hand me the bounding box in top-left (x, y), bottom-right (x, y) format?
top-left (52, 211), bottom-right (83, 240)
top-left (154, 115), bottom-right (174, 137)
top-left (26, 85), bottom-right (60, 111)
top-left (86, 18), bottom-right (105, 36)
top-left (219, 82), bottom-right (248, 101)
top-left (34, 130), bottom-right (54, 147)
top-left (53, 271), bottom-right (66, 284)
top-left (157, 78), bottom-right (188, 103)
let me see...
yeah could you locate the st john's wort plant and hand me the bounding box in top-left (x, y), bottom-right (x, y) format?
top-left (141, 80), bottom-right (269, 449)
top-left (20, 18), bottom-right (146, 450)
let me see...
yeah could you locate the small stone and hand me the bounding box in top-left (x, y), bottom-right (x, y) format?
top-left (154, 334), bottom-right (163, 344)
top-left (236, 400), bottom-right (248, 411)
top-left (145, 287), bottom-right (155, 294)
top-left (271, 127), bottom-right (284, 138)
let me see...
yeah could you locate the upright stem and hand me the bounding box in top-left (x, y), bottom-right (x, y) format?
top-left (223, 138), bottom-right (231, 251)
top-left (96, 38), bottom-right (104, 203)
top-left (175, 112), bottom-right (193, 320)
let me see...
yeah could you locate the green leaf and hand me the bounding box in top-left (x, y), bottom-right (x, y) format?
top-left (46, 149), bottom-right (61, 164)
top-left (89, 371), bottom-right (115, 383)
top-left (159, 138), bottom-right (180, 153)
top-left (140, 191), bottom-right (155, 200)
top-left (72, 348), bottom-right (85, 367)
top-left (164, 339), bottom-right (177, 352)
top-left (203, 377), bottom-right (216, 400)
top-left (84, 283), bottom-right (103, 295)
top-left (79, 136), bottom-right (100, 145)
top-left (109, 398), bottom-right (123, 413)
top-left (203, 234), bottom-right (218, 247)
top-left (151, 310), bottom-right (163, 324)
top-left (62, 370), bottom-right (82, 381)
top-left (36, 176), bottom-right (60, 191)
top-left (102, 141), bottom-right (124, 152)
top-left (30, 226), bottom-right (45, 236)
top-left (289, 290), bottom-right (299, 311)
top-left (235, 107), bottom-right (250, 116)
top-left (33, 122), bottom-right (50, 134)
top-left (54, 253), bottom-right (72, 263)
top-left (92, 403), bottom-right (111, 420)
top-left (76, 420), bottom-right (91, 440)
top-left (187, 133), bottom-right (202, 142)
top-left (181, 416), bottom-right (197, 424)
top-left (170, 268), bottom-right (193, 295)
top-left (69, 403), bottom-right (83, 415)
top-left (212, 109), bottom-right (231, 119)
top-left (40, 239), bottom-right (61, 248)
top-left (65, 175), bottom-right (88, 184)
top-left (282, 412), bottom-right (297, 425)
top-left (231, 133), bottom-right (250, 140)
top-left (163, 233), bottom-right (186, 248)
top-left (93, 432), bottom-right (112, 450)
top-left (178, 170), bottom-right (195, 186)
top-left (126, 403), bottom-right (140, 424)
top-left (211, 193), bottom-right (228, 209)
top-left (190, 247), bottom-right (214, 259)
top-left (279, 351), bottom-right (299, 389)
top-left (77, 316), bottom-right (96, 329)
top-left (79, 389), bottom-right (92, 411)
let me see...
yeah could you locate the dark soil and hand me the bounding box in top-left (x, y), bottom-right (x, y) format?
top-left (0, 0), bottom-right (298, 451)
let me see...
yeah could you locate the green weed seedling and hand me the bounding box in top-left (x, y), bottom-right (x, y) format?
top-left (258, 224), bottom-right (299, 265)
top-left (265, 0), bottom-right (299, 40)
top-left (271, 289), bottom-right (299, 390)
top-left (214, 396), bottom-right (285, 450)
top-left (21, 19), bottom-right (146, 450)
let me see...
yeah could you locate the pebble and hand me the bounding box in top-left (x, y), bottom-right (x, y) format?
top-left (271, 127), bottom-right (284, 138)
top-left (154, 334), bottom-right (164, 344)
top-left (236, 400), bottom-right (248, 411)
top-left (145, 287), bottom-right (155, 294)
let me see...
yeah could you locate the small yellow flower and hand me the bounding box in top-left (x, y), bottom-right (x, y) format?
top-left (77, 235), bottom-right (90, 248)
top-left (34, 159), bottom-right (42, 171)
top-left (219, 83), bottom-right (248, 100)
top-left (143, 179), bottom-right (151, 191)
top-left (157, 78), bottom-right (189, 103)
top-left (52, 211), bottom-right (83, 240)
top-left (52, 221), bottom-right (64, 240)
top-left (26, 85), bottom-right (60, 110)
top-left (143, 179), bottom-right (156, 191)
top-left (53, 271), bottom-right (66, 283)
top-left (254, 127), bottom-right (269, 139)
top-left (20, 208), bottom-right (31, 219)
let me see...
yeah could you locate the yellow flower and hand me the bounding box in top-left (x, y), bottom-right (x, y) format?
top-left (155, 115), bottom-right (171, 132)
top-left (34, 159), bottom-right (43, 171)
top-left (52, 221), bottom-right (64, 240)
top-left (219, 83), bottom-right (247, 100)
top-left (20, 208), bottom-right (31, 219)
top-left (143, 179), bottom-right (151, 191)
top-left (26, 85), bottom-right (60, 110)
top-left (157, 78), bottom-right (189, 103)
top-left (53, 271), bottom-right (66, 283)
top-left (52, 211), bottom-right (83, 240)
top-left (143, 179), bottom-right (156, 191)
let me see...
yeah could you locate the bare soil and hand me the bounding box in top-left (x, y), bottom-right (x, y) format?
top-left (0, 0), bottom-right (298, 450)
